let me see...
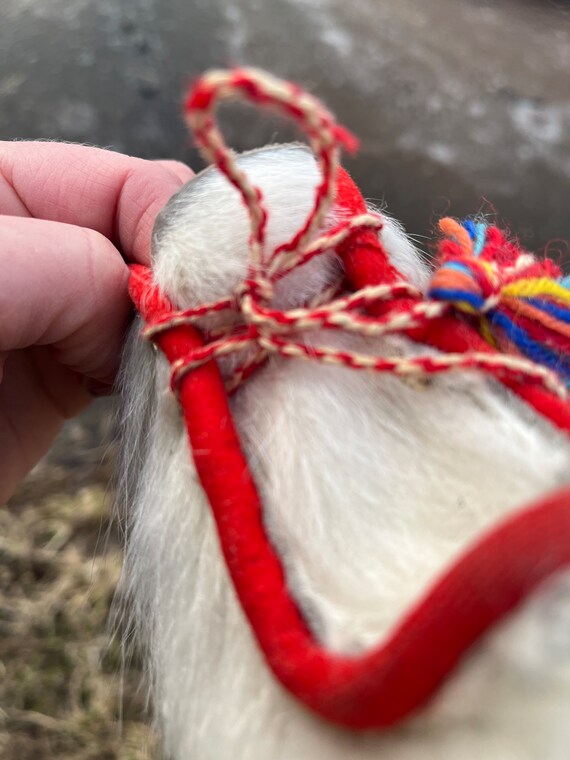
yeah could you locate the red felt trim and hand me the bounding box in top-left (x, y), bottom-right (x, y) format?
top-left (128, 151), bottom-right (570, 729)
top-left (130, 263), bottom-right (570, 729)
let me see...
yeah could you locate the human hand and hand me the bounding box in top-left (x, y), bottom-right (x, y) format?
top-left (0, 142), bottom-right (193, 502)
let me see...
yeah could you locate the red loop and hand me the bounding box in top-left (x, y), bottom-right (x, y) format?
top-left (136, 305), bottom-right (570, 728)
top-left (127, 68), bottom-right (570, 729)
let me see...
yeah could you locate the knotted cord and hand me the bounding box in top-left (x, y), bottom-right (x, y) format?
top-left (429, 217), bottom-right (570, 387)
top-left (127, 66), bottom-right (570, 731)
top-left (134, 68), bottom-right (567, 400)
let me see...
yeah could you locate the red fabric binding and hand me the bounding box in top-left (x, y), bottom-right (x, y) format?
top-left (130, 262), bottom-right (570, 729)
top-left (128, 67), bottom-right (570, 729)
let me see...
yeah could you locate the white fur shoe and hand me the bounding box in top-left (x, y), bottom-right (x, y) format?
top-left (118, 69), bottom-right (570, 760)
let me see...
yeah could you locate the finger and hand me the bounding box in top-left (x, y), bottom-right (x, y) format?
top-left (153, 159), bottom-right (196, 186)
top-left (0, 215), bottom-right (130, 382)
top-left (0, 346), bottom-right (92, 504)
top-left (0, 142), bottom-right (194, 264)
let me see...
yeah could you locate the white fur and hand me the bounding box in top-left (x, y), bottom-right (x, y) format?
top-left (118, 145), bottom-right (570, 760)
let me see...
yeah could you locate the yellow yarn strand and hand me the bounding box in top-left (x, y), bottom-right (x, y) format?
top-left (480, 318), bottom-right (498, 348)
top-left (502, 278), bottom-right (570, 304)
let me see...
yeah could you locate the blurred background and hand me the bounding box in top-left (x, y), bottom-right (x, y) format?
top-left (0, 0), bottom-right (568, 757)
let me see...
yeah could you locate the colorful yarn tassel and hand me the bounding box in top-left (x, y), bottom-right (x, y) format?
top-left (429, 218), bottom-right (570, 387)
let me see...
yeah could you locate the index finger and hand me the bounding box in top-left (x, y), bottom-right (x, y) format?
top-left (0, 142), bottom-right (194, 264)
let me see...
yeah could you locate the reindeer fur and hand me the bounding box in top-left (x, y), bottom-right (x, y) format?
top-left (118, 145), bottom-right (570, 760)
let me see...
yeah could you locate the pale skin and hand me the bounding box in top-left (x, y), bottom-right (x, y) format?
top-left (0, 142), bottom-right (194, 503)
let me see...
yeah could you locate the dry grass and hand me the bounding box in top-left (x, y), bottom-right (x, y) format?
top-left (0, 405), bottom-right (156, 759)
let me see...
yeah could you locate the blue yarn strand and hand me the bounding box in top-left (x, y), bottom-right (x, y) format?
top-left (462, 220), bottom-right (477, 241)
top-left (491, 311), bottom-right (570, 382)
top-left (440, 262), bottom-right (476, 276)
top-left (428, 288), bottom-right (485, 311)
top-left (459, 219), bottom-right (487, 257)
top-left (473, 224), bottom-right (487, 257)
top-left (525, 298), bottom-right (570, 325)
